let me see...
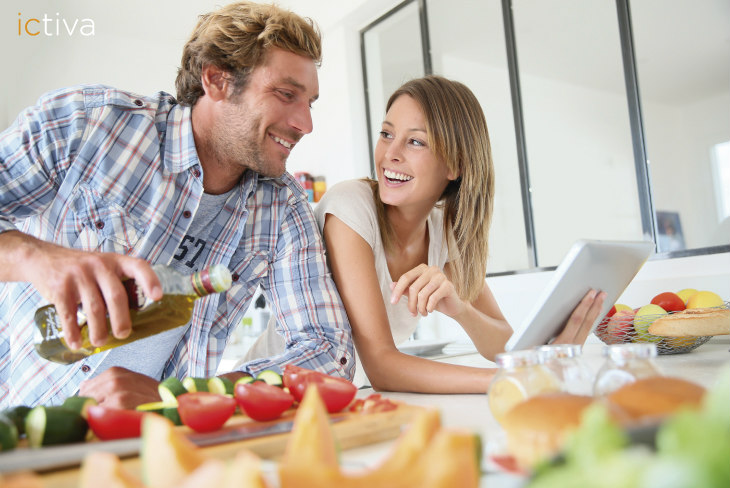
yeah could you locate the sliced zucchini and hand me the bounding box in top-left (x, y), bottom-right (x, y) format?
top-left (256, 369), bottom-right (283, 387)
top-left (182, 377), bottom-right (209, 393)
top-left (2, 405), bottom-right (31, 437)
top-left (0, 413), bottom-right (19, 451)
top-left (158, 377), bottom-right (187, 405)
top-left (25, 406), bottom-right (88, 448)
top-left (62, 396), bottom-right (98, 419)
top-left (207, 376), bottom-right (234, 395)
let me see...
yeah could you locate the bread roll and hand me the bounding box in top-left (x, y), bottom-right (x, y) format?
top-left (648, 307), bottom-right (729, 337)
top-left (605, 376), bottom-right (705, 423)
top-left (500, 393), bottom-right (594, 470)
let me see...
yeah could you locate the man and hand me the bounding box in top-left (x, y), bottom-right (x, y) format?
top-left (0, 2), bottom-right (353, 409)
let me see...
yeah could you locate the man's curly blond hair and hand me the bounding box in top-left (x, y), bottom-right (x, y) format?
top-left (175, 1), bottom-right (321, 106)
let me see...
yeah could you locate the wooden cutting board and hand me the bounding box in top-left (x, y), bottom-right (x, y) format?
top-left (21, 402), bottom-right (423, 488)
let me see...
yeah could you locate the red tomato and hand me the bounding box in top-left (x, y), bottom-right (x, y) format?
top-left (348, 394), bottom-right (398, 414)
top-left (282, 364), bottom-right (357, 413)
top-left (234, 382), bottom-right (294, 421)
top-left (86, 406), bottom-right (147, 440)
top-left (651, 292), bottom-right (686, 312)
top-left (176, 392), bottom-right (236, 433)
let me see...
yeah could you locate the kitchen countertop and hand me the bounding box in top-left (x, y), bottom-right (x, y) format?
top-left (341, 334), bottom-right (730, 487)
top-left (20, 335), bottom-right (730, 487)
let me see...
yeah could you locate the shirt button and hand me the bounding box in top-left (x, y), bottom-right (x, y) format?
top-left (183, 210), bottom-right (192, 218)
top-left (340, 357), bottom-right (347, 365)
top-left (134, 99), bottom-right (144, 107)
top-left (192, 168), bottom-right (201, 178)
top-left (81, 365), bottom-right (91, 373)
top-left (95, 221), bottom-right (104, 229)
top-left (231, 273), bottom-right (239, 282)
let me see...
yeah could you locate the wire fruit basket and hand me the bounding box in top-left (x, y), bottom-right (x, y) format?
top-left (593, 303), bottom-right (728, 355)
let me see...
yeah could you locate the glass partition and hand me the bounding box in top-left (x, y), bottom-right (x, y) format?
top-left (630, 0), bottom-right (730, 252)
top-left (427, 0), bottom-right (529, 272)
top-left (361, 0), bottom-right (730, 274)
top-left (362, 0), bottom-right (426, 169)
top-left (512, 0), bottom-right (644, 266)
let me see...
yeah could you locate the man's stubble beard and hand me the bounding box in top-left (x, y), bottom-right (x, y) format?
top-left (213, 103), bottom-right (287, 179)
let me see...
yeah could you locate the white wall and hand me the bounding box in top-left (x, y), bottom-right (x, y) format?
top-left (0, 0), bottom-right (391, 185)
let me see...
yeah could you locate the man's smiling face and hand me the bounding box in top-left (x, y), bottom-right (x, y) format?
top-left (214, 47), bottom-right (319, 178)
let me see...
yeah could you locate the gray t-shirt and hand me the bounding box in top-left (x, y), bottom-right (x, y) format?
top-left (91, 189), bottom-right (234, 381)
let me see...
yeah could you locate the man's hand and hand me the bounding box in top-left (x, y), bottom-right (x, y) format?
top-left (0, 231), bottom-right (161, 349)
top-left (79, 367), bottom-right (162, 409)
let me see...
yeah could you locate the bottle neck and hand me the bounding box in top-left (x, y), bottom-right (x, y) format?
top-left (189, 265), bottom-right (232, 297)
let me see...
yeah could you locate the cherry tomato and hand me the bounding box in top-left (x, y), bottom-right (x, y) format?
top-left (651, 292), bottom-right (686, 312)
top-left (176, 392), bottom-right (236, 433)
top-left (86, 405), bottom-right (147, 440)
top-left (282, 364), bottom-right (357, 413)
top-left (234, 382), bottom-right (294, 421)
top-left (348, 394), bottom-right (398, 414)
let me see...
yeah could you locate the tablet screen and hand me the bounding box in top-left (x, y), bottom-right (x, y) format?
top-left (505, 239), bottom-right (654, 351)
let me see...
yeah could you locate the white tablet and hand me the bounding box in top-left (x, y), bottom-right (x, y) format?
top-left (505, 239), bottom-right (654, 351)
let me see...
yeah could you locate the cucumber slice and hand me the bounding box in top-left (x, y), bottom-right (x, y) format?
top-left (0, 413), bottom-right (19, 451)
top-left (25, 406), bottom-right (88, 448)
top-left (137, 401), bottom-right (182, 426)
top-left (207, 376), bottom-right (234, 395)
top-left (256, 369), bottom-right (283, 387)
top-left (2, 405), bottom-right (31, 437)
top-left (162, 406), bottom-right (182, 426)
top-left (62, 396), bottom-right (98, 419)
top-left (158, 377), bottom-right (187, 405)
top-left (182, 377), bottom-right (209, 393)
top-left (137, 401), bottom-right (168, 415)
top-left (234, 376), bottom-right (255, 387)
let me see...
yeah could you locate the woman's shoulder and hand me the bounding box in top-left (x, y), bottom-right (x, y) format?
top-left (317, 178), bottom-right (376, 213)
top-left (315, 178), bottom-right (379, 244)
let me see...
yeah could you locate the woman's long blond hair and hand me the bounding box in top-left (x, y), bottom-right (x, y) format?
top-left (175, 1), bottom-right (322, 106)
top-left (369, 76), bottom-right (495, 302)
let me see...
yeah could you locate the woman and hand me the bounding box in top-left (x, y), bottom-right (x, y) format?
top-left (314, 76), bottom-right (605, 393)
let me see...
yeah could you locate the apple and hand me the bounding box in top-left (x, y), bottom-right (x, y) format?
top-left (686, 290), bottom-right (724, 309)
top-left (650, 292), bottom-right (686, 312)
top-left (676, 288), bottom-right (698, 304)
top-left (633, 304), bottom-right (667, 343)
top-left (595, 303), bottom-right (634, 342)
top-left (605, 309), bottom-right (636, 343)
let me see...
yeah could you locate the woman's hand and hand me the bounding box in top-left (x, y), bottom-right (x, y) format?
top-left (390, 264), bottom-right (467, 318)
top-left (552, 289), bottom-right (607, 346)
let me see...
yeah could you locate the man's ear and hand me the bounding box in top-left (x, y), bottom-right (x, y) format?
top-left (200, 65), bottom-right (230, 102)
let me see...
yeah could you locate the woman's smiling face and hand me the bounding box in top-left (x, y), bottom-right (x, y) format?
top-left (375, 95), bottom-right (456, 210)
